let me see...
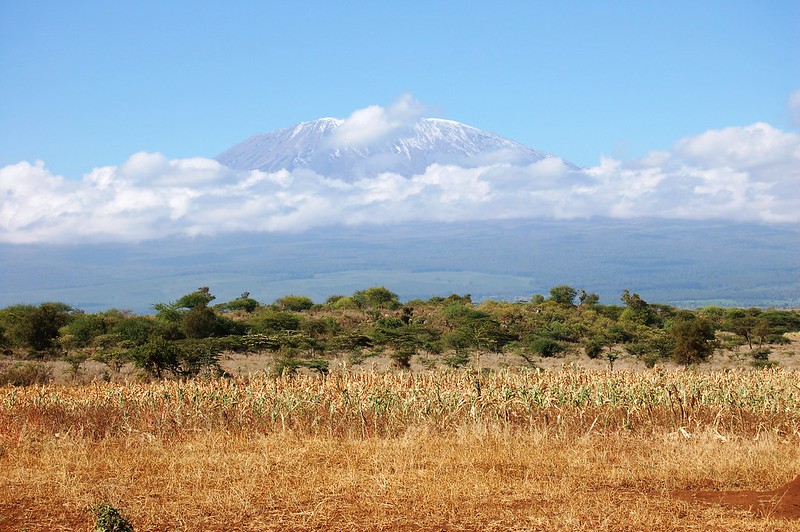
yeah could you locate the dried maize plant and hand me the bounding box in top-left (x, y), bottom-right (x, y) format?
top-left (1, 367), bottom-right (799, 441)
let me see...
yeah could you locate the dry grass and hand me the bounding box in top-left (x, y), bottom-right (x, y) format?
top-left (2, 368), bottom-right (800, 530)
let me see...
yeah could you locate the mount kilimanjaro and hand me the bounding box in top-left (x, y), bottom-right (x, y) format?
top-left (216, 117), bottom-right (570, 180)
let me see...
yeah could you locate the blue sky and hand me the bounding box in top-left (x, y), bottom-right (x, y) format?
top-left (2, 0), bottom-right (798, 178)
top-left (1, 1), bottom-right (799, 245)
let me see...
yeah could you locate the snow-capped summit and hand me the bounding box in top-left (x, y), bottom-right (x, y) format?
top-left (216, 117), bottom-right (569, 180)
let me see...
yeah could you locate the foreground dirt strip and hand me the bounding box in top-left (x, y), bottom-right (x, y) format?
top-left (2, 432), bottom-right (800, 531)
top-left (674, 475), bottom-right (800, 520)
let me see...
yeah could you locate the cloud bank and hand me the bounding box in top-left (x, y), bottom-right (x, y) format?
top-left (2, 122), bottom-right (798, 244)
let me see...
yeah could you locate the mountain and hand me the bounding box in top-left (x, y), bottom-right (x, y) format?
top-left (216, 117), bottom-right (569, 180)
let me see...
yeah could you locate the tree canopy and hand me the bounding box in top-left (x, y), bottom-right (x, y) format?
top-left (2, 285), bottom-right (798, 378)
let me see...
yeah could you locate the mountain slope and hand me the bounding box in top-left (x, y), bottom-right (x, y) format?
top-left (2, 220), bottom-right (797, 313)
top-left (216, 118), bottom-right (567, 180)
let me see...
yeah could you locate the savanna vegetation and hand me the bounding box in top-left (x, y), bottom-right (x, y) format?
top-left (2, 285), bottom-right (799, 383)
top-left (2, 287), bottom-right (800, 529)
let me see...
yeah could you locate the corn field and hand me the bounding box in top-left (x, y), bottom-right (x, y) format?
top-left (2, 367), bottom-right (800, 441)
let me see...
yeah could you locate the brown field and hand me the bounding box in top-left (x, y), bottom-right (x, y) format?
top-left (2, 368), bottom-right (800, 530)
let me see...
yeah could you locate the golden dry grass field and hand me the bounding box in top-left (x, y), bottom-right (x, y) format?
top-left (2, 368), bottom-right (800, 530)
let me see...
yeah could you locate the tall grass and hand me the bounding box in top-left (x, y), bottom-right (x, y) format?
top-left (3, 367), bottom-right (800, 529)
top-left (3, 367), bottom-right (799, 441)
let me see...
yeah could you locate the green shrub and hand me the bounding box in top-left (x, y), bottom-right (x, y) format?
top-left (92, 503), bottom-right (133, 532)
top-left (220, 293), bottom-right (260, 313)
top-left (128, 338), bottom-right (182, 378)
top-left (582, 337), bottom-right (606, 359)
top-left (274, 295), bottom-right (315, 312)
top-left (527, 337), bottom-right (565, 358)
top-left (640, 352), bottom-right (662, 369)
top-left (766, 333), bottom-right (790, 345)
top-left (303, 359), bottom-right (329, 376)
top-left (750, 347), bottom-right (771, 361)
top-left (272, 350), bottom-right (302, 376)
top-left (443, 351), bottom-right (471, 369)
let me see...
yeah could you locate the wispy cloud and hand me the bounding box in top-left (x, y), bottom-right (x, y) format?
top-left (2, 120), bottom-right (798, 244)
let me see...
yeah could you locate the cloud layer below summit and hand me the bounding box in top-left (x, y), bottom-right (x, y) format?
top-left (2, 101), bottom-right (799, 244)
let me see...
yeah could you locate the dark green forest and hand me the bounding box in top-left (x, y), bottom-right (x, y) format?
top-left (1, 286), bottom-right (799, 382)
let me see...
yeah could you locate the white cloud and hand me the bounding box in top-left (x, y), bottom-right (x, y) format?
top-left (328, 94), bottom-right (427, 147)
top-left (673, 122), bottom-right (800, 170)
top-left (1, 122), bottom-right (798, 244)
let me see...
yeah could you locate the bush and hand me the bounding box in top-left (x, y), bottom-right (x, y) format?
top-left (274, 295), bottom-right (315, 312)
top-left (750, 347), bottom-right (771, 361)
top-left (272, 353), bottom-right (302, 376)
top-left (248, 310), bottom-right (302, 335)
top-left (332, 296), bottom-right (359, 310)
top-left (582, 337), bottom-right (606, 359)
top-left (389, 349), bottom-right (413, 369)
top-left (180, 306), bottom-right (221, 339)
top-left (174, 339), bottom-right (224, 377)
top-left (0, 361), bottom-right (53, 386)
top-left (304, 359), bottom-right (329, 376)
top-left (671, 317), bottom-right (717, 365)
top-left (92, 503), bottom-right (133, 532)
top-left (346, 349), bottom-right (376, 366)
top-left (527, 337), bottom-right (565, 358)
top-left (220, 293), bottom-right (260, 313)
top-left (129, 338), bottom-right (182, 378)
top-left (766, 333), bottom-right (790, 345)
top-left (549, 285), bottom-right (577, 306)
top-left (93, 349), bottom-right (130, 374)
top-left (353, 286), bottom-right (400, 309)
top-left (443, 351), bottom-right (471, 368)
top-left (113, 317), bottom-right (158, 346)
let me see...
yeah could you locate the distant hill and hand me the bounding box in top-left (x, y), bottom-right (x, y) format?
top-left (1, 219), bottom-right (797, 313)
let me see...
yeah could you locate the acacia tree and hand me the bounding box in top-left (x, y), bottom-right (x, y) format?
top-left (180, 306), bottom-right (220, 339)
top-left (152, 288), bottom-right (239, 340)
top-left (129, 337), bottom-right (182, 379)
top-left (220, 292), bottom-right (260, 313)
top-left (373, 318), bottom-right (440, 369)
top-left (620, 290), bottom-right (656, 325)
top-left (0, 323), bottom-right (8, 350)
top-left (0, 304), bottom-right (36, 349)
top-left (353, 287), bottom-right (400, 309)
top-left (0, 302), bottom-right (76, 353)
top-left (549, 285), bottom-right (578, 306)
top-left (274, 295), bottom-right (315, 312)
top-left (671, 316), bottom-right (717, 365)
top-left (721, 309), bottom-right (758, 349)
top-left (176, 287), bottom-right (215, 309)
top-left (59, 313), bottom-right (110, 350)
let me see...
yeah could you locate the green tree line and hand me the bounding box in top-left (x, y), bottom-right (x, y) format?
top-left (1, 285), bottom-right (799, 379)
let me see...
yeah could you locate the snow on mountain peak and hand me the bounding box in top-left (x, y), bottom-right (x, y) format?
top-left (216, 117), bottom-right (568, 180)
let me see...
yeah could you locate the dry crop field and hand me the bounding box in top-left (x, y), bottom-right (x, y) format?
top-left (2, 368), bottom-right (800, 530)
